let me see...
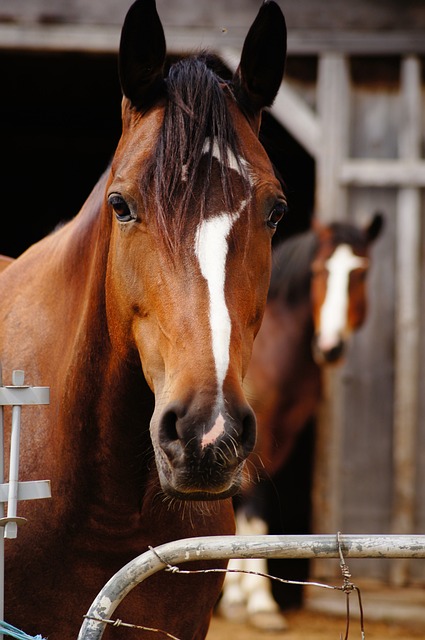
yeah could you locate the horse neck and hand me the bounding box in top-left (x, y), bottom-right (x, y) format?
top-left (60, 332), bottom-right (156, 526)
top-left (271, 295), bottom-right (315, 362)
top-left (47, 172), bottom-right (157, 512)
top-left (84, 358), bottom-right (156, 522)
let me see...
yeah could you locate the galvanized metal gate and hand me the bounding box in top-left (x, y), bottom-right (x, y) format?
top-left (77, 533), bottom-right (425, 639)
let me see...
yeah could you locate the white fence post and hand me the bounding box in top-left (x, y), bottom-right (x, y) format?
top-left (0, 368), bottom-right (51, 637)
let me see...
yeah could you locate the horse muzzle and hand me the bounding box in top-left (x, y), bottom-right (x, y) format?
top-left (152, 398), bottom-right (257, 500)
top-left (313, 334), bottom-right (346, 365)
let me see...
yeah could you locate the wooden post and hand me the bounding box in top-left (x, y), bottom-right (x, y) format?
top-left (390, 55), bottom-right (422, 586)
top-left (315, 53), bottom-right (350, 221)
top-left (311, 53), bottom-right (350, 579)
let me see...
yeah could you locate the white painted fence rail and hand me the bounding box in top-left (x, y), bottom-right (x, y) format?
top-left (77, 533), bottom-right (425, 640)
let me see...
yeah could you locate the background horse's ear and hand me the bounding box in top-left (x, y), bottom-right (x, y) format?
top-left (233, 1), bottom-right (287, 122)
top-left (119, 0), bottom-right (166, 110)
top-left (366, 212), bottom-right (385, 243)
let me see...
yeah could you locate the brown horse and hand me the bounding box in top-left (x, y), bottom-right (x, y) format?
top-left (219, 214), bottom-right (384, 630)
top-left (0, 255), bottom-right (13, 273)
top-left (0, 1), bottom-right (287, 638)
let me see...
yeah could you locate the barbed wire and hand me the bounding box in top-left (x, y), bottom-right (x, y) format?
top-left (82, 615), bottom-right (181, 640)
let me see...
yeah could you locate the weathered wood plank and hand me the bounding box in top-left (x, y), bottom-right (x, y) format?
top-left (391, 55), bottom-right (422, 587)
top-left (312, 53), bottom-right (350, 580)
top-left (340, 159), bottom-right (425, 187)
top-left (316, 53), bottom-right (349, 219)
top-left (2, 0), bottom-right (425, 46)
top-left (1, 24), bottom-right (425, 55)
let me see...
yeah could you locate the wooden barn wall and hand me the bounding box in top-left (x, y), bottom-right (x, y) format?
top-left (2, 0), bottom-right (425, 31)
top-left (311, 55), bottom-right (425, 586)
top-left (340, 63), bottom-right (400, 579)
top-left (1, 1), bottom-right (425, 55)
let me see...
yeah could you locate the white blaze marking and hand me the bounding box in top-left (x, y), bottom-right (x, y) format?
top-left (318, 244), bottom-right (368, 352)
top-left (181, 137), bottom-right (244, 182)
top-left (202, 138), bottom-right (243, 174)
top-left (201, 412), bottom-right (225, 449)
top-left (195, 208), bottom-right (241, 393)
top-left (193, 139), bottom-right (249, 447)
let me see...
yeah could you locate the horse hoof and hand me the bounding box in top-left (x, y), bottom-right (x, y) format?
top-left (247, 610), bottom-right (289, 632)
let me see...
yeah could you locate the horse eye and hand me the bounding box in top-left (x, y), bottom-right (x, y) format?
top-left (108, 194), bottom-right (134, 222)
top-left (267, 202), bottom-right (287, 229)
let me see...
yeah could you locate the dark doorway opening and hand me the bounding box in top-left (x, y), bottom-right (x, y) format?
top-left (1, 50), bottom-right (314, 257)
top-left (1, 50), bottom-right (122, 257)
top-left (260, 110), bottom-right (315, 245)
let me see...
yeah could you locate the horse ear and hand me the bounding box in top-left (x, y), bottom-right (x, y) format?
top-left (119, 0), bottom-right (166, 110)
top-left (233, 1), bottom-right (287, 120)
top-left (366, 212), bottom-right (384, 243)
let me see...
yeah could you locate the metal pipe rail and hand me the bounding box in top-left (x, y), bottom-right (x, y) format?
top-left (77, 533), bottom-right (425, 639)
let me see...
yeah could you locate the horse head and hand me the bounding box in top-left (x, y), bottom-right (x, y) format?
top-left (105, 0), bottom-right (287, 500)
top-left (311, 213), bottom-right (384, 364)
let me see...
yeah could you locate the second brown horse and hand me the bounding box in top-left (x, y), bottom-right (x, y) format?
top-left (220, 213), bottom-right (384, 630)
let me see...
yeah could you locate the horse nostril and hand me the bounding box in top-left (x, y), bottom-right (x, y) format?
top-left (158, 407), bottom-right (184, 463)
top-left (240, 406), bottom-right (257, 458)
top-left (160, 409), bottom-right (179, 443)
top-left (158, 400), bottom-right (257, 466)
top-left (323, 342), bottom-right (344, 363)
top-left (313, 335), bottom-right (345, 365)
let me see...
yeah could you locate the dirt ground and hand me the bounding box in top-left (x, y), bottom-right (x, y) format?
top-left (207, 609), bottom-right (424, 640)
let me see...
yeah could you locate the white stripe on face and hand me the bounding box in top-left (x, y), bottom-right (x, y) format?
top-left (181, 137), bottom-right (244, 181)
top-left (317, 244), bottom-right (368, 352)
top-left (194, 139), bottom-right (249, 400)
top-left (193, 140), bottom-right (249, 447)
top-left (195, 206), bottom-right (244, 395)
top-left (202, 138), bottom-right (243, 174)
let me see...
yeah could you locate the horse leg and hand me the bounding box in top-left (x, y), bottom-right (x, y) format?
top-left (218, 556), bottom-right (249, 622)
top-left (219, 484), bottom-right (288, 631)
top-left (237, 511), bottom-right (288, 631)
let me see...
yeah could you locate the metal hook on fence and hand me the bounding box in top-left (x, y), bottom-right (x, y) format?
top-left (337, 531), bottom-right (365, 640)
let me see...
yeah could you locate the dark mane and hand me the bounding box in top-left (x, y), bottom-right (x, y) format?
top-left (268, 230), bottom-right (318, 306)
top-left (142, 54), bottom-right (249, 250)
top-left (326, 221), bottom-right (369, 249)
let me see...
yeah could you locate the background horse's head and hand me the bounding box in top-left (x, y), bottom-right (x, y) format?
top-left (311, 213), bottom-right (384, 363)
top-left (105, 0), bottom-right (287, 500)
